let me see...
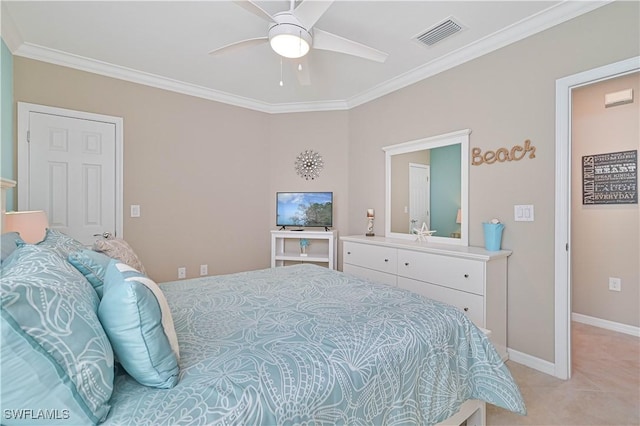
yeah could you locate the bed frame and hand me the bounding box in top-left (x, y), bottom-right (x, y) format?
top-left (437, 399), bottom-right (486, 426)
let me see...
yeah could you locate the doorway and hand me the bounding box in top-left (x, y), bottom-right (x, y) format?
top-left (409, 163), bottom-right (430, 233)
top-left (554, 56), bottom-right (639, 380)
top-left (17, 103), bottom-right (123, 244)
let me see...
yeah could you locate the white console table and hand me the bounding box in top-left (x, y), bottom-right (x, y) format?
top-left (271, 230), bottom-right (338, 270)
top-left (341, 235), bottom-right (511, 360)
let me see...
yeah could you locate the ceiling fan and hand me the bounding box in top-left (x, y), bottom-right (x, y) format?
top-left (208, 0), bottom-right (388, 64)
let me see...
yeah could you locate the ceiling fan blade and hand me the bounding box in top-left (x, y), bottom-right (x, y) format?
top-left (208, 37), bottom-right (268, 55)
top-left (232, 0), bottom-right (274, 22)
top-left (294, 0), bottom-right (334, 29)
top-left (313, 28), bottom-right (388, 63)
top-left (290, 56), bottom-right (311, 86)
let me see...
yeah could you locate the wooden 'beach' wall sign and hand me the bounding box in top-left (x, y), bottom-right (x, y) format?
top-left (472, 139), bottom-right (536, 165)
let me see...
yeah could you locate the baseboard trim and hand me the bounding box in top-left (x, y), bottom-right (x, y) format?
top-left (506, 348), bottom-right (556, 376)
top-left (507, 315), bottom-right (640, 379)
top-left (572, 313), bottom-right (640, 338)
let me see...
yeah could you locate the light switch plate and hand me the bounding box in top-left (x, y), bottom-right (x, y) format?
top-left (514, 205), bottom-right (534, 221)
top-left (130, 204), bottom-right (141, 218)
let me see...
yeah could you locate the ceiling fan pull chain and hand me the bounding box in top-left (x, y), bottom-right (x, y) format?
top-left (279, 57), bottom-right (284, 87)
top-left (297, 29), bottom-right (303, 71)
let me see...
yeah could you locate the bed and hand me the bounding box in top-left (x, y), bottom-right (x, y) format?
top-left (1, 228), bottom-right (526, 426)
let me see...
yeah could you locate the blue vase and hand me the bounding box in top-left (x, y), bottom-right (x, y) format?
top-left (483, 223), bottom-right (505, 251)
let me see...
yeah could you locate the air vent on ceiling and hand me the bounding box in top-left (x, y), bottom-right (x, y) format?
top-left (415, 18), bottom-right (463, 47)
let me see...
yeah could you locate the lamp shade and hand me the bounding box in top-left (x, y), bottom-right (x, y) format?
top-left (456, 209), bottom-right (462, 224)
top-left (4, 210), bottom-right (49, 243)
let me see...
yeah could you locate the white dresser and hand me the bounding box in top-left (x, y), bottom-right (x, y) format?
top-left (341, 235), bottom-right (511, 360)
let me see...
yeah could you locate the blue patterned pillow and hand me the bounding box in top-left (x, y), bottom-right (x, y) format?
top-left (68, 249), bottom-right (113, 298)
top-left (1, 232), bottom-right (21, 265)
top-left (0, 245), bottom-right (114, 424)
top-left (99, 261), bottom-right (180, 388)
top-left (17, 228), bottom-right (86, 259)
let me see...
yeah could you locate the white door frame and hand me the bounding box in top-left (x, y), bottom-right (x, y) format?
top-left (17, 102), bottom-right (124, 239)
top-left (554, 56), bottom-right (639, 380)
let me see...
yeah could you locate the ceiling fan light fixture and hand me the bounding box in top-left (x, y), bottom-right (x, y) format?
top-left (269, 20), bottom-right (312, 59)
top-left (270, 33), bottom-right (310, 58)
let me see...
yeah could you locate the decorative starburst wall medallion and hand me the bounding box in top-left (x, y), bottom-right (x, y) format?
top-left (295, 150), bottom-right (324, 180)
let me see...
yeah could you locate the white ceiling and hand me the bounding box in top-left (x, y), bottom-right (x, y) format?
top-left (2, 1), bottom-right (607, 113)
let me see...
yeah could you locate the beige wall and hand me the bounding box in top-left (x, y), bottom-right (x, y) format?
top-left (11, 2), bottom-right (640, 364)
top-left (14, 59), bottom-right (273, 281)
top-left (13, 61), bottom-right (352, 281)
top-left (268, 111), bottom-right (350, 264)
top-left (268, 111), bottom-right (349, 228)
top-left (347, 2), bottom-right (639, 362)
top-left (571, 72), bottom-right (639, 327)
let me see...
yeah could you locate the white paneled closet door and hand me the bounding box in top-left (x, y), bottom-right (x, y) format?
top-left (23, 110), bottom-right (118, 245)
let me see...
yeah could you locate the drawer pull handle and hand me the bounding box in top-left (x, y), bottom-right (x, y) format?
top-left (347, 251), bottom-right (351, 255)
top-left (464, 274), bottom-right (469, 278)
top-left (384, 258), bottom-right (389, 262)
top-left (404, 262), bottom-right (409, 266)
top-left (463, 307), bottom-right (469, 312)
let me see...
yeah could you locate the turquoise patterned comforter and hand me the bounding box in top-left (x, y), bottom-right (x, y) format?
top-left (102, 264), bottom-right (525, 425)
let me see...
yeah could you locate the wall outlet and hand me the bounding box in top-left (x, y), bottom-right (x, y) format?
top-left (178, 267), bottom-right (186, 279)
top-left (200, 264), bottom-right (208, 276)
top-left (608, 277), bottom-right (621, 292)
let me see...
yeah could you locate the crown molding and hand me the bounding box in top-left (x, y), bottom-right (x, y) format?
top-left (4, 0), bottom-right (610, 114)
top-left (12, 42), bottom-right (281, 113)
top-left (346, 0), bottom-right (611, 108)
top-left (267, 99), bottom-right (350, 114)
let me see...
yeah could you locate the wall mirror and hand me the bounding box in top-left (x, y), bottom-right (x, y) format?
top-left (383, 129), bottom-right (469, 246)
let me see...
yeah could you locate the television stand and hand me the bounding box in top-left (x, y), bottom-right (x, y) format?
top-left (271, 230), bottom-right (338, 270)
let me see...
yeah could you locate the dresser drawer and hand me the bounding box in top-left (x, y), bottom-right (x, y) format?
top-left (343, 242), bottom-right (397, 275)
top-left (397, 249), bottom-right (484, 295)
top-left (343, 264), bottom-right (397, 286)
top-left (398, 277), bottom-right (484, 327)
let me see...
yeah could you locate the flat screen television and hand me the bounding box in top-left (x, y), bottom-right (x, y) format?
top-left (276, 192), bottom-right (333, 229)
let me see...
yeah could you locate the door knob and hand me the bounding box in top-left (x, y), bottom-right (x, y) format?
top-left (93, 232), bottom-right (112, 239)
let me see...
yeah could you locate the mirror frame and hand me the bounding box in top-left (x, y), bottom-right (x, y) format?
top-left (383, 129), bottom-right (470, 246)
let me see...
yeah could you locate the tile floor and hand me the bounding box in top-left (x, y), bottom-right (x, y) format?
top-left (487, 322), bottom-right (640, 425)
